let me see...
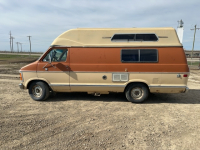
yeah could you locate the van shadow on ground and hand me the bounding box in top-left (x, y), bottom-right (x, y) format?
top-left (45, 89), bottom-right (200, 104)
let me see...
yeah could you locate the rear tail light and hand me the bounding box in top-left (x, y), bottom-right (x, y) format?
top-left (20, 73), bottom-right (23, 81)
top-left (183, 74), bottom-right (188, 77)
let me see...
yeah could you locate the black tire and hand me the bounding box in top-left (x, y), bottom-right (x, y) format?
top-left (29, 81), bottom-right (50, 101)
top-left (125, 83), bottom-right (149, 103)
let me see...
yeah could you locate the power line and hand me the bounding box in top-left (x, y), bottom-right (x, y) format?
top-left (9, 31), bottom-right (12, 52)
top-left (16, 42), bottom-right (19, 53)
top-left (27, 36), bottom-right (31, 56)
top-left (11, 36), bottom-right (14, 52)
top-left (19, 42), bottom-right (23, 52)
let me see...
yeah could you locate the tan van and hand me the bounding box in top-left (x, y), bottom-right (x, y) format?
top-left (19, 27), bottom-right (189, 103)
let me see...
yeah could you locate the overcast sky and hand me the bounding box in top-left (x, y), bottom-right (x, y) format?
top-left (0, 0), bottom-right (200, 52)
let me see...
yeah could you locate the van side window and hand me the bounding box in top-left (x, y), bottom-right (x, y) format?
top-left (121, 50), bottom-right (139, 62)
top-left (135, 34), bottom-right (158, 41)
top-left (112, 34), bottom-right (135, 41)
top-left (140, 49), bottom-right (157, 62)
top-left (43, 49), bottom-right (68, 62)
top-left (121, 49), bottom-right (158, 62)
top-left (111, 34), bottom-right (158, 42)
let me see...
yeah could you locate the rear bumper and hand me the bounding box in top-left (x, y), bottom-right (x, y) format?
top-left (19, 83), bottom-right (25, 89)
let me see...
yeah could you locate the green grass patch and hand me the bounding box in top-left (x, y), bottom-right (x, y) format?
top-left (0, 54), bottom-right (40, 60)
top-left (0, 54), bottom-right (42, 64)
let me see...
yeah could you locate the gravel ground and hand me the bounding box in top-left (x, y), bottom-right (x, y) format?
top-left (0, 70), bottom-right (200, 150)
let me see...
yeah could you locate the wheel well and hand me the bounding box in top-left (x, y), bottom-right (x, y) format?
top-left (27, 80), bottom-right (52, 91)
top-left (124, 82), bottom-right (149, 93)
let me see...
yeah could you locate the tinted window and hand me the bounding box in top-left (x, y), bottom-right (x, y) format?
top-left (121, 49), bottom-right (158, 62)
top-left (136, 34), bottom-right (158, 41)
top-left (140, 49), bottom-right (157, 62)
top-left (112, 34), bottom-right (158, 42)
top-left (121, 50), bottom-right (139, 62)
top-left (112, 34), bottom-right (135, 41)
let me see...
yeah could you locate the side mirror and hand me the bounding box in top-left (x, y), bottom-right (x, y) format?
top-left (43, 50), bottom-right (56, 69)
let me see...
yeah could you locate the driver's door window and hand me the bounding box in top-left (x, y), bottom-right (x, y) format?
top-left (43, 49), bottom-right (67, 62)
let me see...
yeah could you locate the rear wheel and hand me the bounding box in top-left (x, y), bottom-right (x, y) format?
top-left (29, 81), bottom-right (50, 101)
top-left (125, 83), bottom-right (149, 103)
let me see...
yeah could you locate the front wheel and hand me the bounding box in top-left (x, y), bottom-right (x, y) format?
top-left (125, 83), bottom-right (149, 103)
top-left (29, 81), bottom-right (50, 101)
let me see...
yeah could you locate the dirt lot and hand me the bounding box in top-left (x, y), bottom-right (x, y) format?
top-left (0, 60), bottom-right (200, 149)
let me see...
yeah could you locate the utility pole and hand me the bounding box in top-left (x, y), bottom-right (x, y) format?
top-left (11, 36), bottom-right (14, 52)
top-left (27, 36), bottom-right (31, 56)
top-left (16, 42), bottom-right (19, 53)
top-left (19, 43), bottom-right (23, 52)
top-left (9, 31), bottom-right (12, 52)
top-left (191, 25), bottom-right (200, 60)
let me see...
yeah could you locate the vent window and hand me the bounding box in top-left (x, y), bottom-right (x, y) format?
top-left (121, 49), bottom-right (158, 62)
top-left (111, 34), bottom-right (158, 42)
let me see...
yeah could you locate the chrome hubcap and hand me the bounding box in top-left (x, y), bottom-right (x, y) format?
top-left (131, 88), bottom-right (143, 99)
top-left (32, 85), bottom-right (42, 98)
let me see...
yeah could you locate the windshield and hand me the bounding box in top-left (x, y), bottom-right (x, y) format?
top-left (37, 48), bottom-right (50, 61)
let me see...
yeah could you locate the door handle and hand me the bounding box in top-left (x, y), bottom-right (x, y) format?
top-left (66, 65), bottom-right (69, 68)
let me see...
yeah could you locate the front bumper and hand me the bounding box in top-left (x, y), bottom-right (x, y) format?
top-left (19, 83), bottom-right (25, 89)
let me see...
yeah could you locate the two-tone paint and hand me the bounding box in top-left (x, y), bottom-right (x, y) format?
top-left (20, 46), bottom-right (189, 94)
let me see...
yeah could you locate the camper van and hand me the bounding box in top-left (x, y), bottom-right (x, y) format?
top-left (19, 27), bottom-right (189, 103)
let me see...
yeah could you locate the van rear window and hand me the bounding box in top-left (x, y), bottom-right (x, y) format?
top-left (121, 49), bottom-right (158, 62)
top-left (111, 34), bottom-right (158, 42)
